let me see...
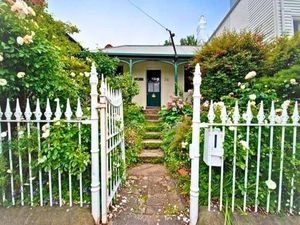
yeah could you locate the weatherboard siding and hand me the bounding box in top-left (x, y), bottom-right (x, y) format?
top-left (211, 0), bottom-right (300, 40)
top-left (248, 0), bottom-right (276, 41)
top-left (214, 0), bottom-right (249, 37)
top-left (281, 0), bottom-right (300, 36)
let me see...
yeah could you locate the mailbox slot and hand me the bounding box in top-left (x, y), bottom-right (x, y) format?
top-left (203, 128), bottom-right (224, 167)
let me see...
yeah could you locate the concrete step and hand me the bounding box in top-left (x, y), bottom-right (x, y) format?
top-left (139, 149), bottom-right (164, 158)
top-left (142, 139), bottom-right (162, 149)
top-left (144, 132), bottom-right (161, 139)
top-left (145, 125), bottom-right (163, 132)
top-left (144, 108), bottom-right (160, 115)
top-left (145, 114), bottom-right (160, 120)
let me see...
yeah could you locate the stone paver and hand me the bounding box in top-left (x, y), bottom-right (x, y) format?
top-left (0, 206), bottom-right (94, 225)
top-left (109, 164), bottom-right (189, 225)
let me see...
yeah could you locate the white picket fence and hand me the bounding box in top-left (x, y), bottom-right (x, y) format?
top-left (190, 64), bottom-right (300, 225)
top-left (0, 64), bottom-right (125, 224)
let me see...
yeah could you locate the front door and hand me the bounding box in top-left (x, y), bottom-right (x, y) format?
top-left (147, 70), bottom-right (161, 107)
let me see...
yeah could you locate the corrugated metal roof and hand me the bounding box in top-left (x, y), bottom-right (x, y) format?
top-left (101, 45), bottom-right (199, 57)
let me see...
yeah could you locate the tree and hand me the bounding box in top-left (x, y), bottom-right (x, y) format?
top-left (180, 35), bottom-right (198, 46)
top-left (163, 39), bottom-right (172, 46)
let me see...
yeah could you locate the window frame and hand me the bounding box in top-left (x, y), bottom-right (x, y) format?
top-left (293, 17), bottom-right (300, 34)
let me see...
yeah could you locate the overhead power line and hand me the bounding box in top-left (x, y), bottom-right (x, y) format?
top-left (127, 0), bottom-right (177, 59)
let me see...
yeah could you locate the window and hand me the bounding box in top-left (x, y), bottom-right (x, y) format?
top-left (116, 65), bottom-right (124, 75)
top-left (294, 19), bottom-right (300, 34)
top-left (184, 66), bottom-right (193, 92)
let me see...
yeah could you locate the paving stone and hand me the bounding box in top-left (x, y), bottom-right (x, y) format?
top-left (111, 164), bottom-right (189, 225)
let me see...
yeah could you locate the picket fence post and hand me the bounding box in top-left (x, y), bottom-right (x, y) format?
top-left (90, 63), bottom-right (101, 224)
top-left (190, 63), bottom-right (201, 225)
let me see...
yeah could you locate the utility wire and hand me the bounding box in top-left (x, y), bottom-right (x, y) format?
top-left (127, 0), bottom-right (178, 59)
top-left (127, 0), bottom-right (169, 31)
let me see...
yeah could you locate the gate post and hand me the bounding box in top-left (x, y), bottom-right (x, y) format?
top-left (99, 76), bottom-right (108, 224)
top-left (190, 63), bottom-right (202, 225)
top-left (90, 63), bottom-right (101, 224)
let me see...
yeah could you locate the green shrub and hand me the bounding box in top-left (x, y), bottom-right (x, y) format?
top-left (40, 122), bottom-right (90, 176)
top-left (123, 104), bottom-right (145, 166)
top-left (107, 73), bottom-right (139, 105)
top-left (161, 116), bottom-right (192, 195)
top-left (194, 31), bottom-right (268, 100)
top-left (160, 95), bottom-right (192, 126)
top-left (258, 65), bottom-right (300, 101)
top-left (265, 33), bottom-right (300, 76)
top-left (0, 1), bottom-right (87, 107)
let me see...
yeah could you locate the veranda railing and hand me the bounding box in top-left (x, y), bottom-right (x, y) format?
top-left (190, 64), bottom-right (300, 225)
top-left (0, 64), bottom-right (125, 224)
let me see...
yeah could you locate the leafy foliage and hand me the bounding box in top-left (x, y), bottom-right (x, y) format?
top-left (0, 1), bottom-right (87, 106)
top-left (194, 31), bottom-right (267, 100)
top-left (40, 122), bottom-right (90, 176)
top-left (107, 73), bottom-right (139, 105)
top-left (123, 104), bottom-right (145, 165)
top-left (265, 33), bottom-right (300, 76)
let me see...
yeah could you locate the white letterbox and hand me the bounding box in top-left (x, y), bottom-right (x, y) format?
top-left (203, 128), bottom-right (224, 167)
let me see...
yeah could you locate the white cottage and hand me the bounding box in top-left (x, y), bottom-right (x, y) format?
top-left (211, 0), bottom-right (300, 41)
top-left (102, 45), bottom-right (199, 108)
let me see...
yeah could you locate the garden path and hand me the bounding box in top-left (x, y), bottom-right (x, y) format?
top-left (109, 164), bottom-right (189, 225)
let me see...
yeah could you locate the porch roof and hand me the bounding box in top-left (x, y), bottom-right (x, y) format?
top-left (101, 45), bottom-right (199, 58)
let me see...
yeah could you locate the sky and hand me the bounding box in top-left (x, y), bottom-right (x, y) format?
top-left (47, 0), bottom-right (230, 49)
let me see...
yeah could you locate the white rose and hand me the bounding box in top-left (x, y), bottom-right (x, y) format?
top-left (0, 54), bottom-right (3, 62)
top-left (70, 72), bottom-right (76, 77)
top-left (290, 79), bottom-right (298, 85)
top-left (0, 79), bottom-right (7, 86)
top-left (181, 141), bottom-right (188, 149)
top-left (238, 82), bottom-right (241, 87)
top-left (249, 94), bottom-right (256, 101)
top-left (84, 72), bottom-right (90, 78)
top-left (17, 72), bottom-right (25, 78)
top-left (239, 140), bottom-right (249, 149)
top-left (245, 71), bottom-right (257, 80)
top-left (265, 179), bottom-right (277, 190)
top-left (202, 101), bottom-right (209, 108)
top-left (1, 131), bottom-right (7, 138)
top-left (27, 7), bottom-right (36, 16)
top-left (42, 123), bottom-right (50, 132)
top-left (240, 84), bottom-right (246, 90)
top-left (17, 36), bottom-right (24, 45)
top-left (23, 34), bottom-right (33, 44)
top-left (42, 130), bottom-right (50, 139)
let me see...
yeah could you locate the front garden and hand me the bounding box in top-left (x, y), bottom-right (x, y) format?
top-left (160, 31), bottom-right (300, 216)
top-left (1, 0), bottom-right (300, 224)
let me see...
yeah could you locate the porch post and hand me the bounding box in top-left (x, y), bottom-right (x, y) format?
top-left (190, 63), bottom-right (201, 225)
top-left (129, 59), bottom-right (133, 76)
top-left (89, 63), bottom-right (101, 224)
top-left (174, 62), bottom-right (178, 95)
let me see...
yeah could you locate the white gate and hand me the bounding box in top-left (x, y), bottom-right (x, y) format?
top-left (90, 64), bottom-right (125, 224)
top-left (0, 64), bottom-right (125, 225)
top-left (189, 64), bottom-right (300, 225)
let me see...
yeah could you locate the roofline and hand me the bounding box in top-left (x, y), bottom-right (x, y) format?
top-left (103, 52), bottom-right (194, 58)
top-left (100, 44), bottom-right (200, 48)
top-left (209, 0), bottom-right (241, 41)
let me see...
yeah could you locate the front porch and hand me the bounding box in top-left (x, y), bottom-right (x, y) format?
top-left (102, 45), bottom-right (199, 108)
